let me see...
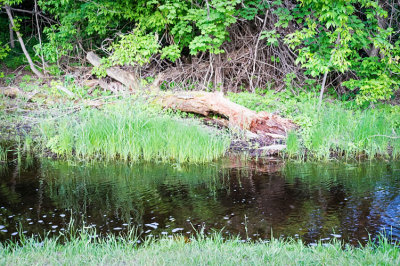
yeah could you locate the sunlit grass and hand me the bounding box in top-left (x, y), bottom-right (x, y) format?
top-left (229, 91), bottom-right (400, 160)
top-left (0, 230), bottom-right (398, 265)
top-left (40, 102), bottom-right (230, 163)
top-left (300, 105), bottom-right (400, 160)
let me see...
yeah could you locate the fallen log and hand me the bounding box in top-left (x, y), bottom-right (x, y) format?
top-left (86, 52), bottom-right (140, 90)
top-left (86, 51), bottom-right (297, 140)
top-left (157, 91), bottom-right (297, 137)
top-left (0, 87), bottom-right (20, 98)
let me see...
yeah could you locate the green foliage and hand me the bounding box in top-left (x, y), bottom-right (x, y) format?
top-left (94, 28), bottom-right (161, 74)
top-left (286, 131), bottom-right (300, 158)
top-left (0, 145), bottom-right (7, 162)
top-left (0, 0), bottom-right (23, 5)
top-left (0, 41), bottom-right (10, 78)
top-left (260, 30), bottom-right (280, 47)
top-left (283, 0), bottom-right (400, 104)
top-left (161, 44), bottom-right (181, 62)
top-left (237, 0), bottom-right (270, 20)
top-left (37, 0), bottom-right (240, 66)
top-left (38, 25), bottom-right (75, 63)
top-left (109, 29), bottom-right (160, 67)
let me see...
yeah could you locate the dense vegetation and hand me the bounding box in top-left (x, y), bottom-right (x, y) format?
top-left (0, 0), bottom-right (399, 103)
top-left (40, 101), bottom-right (230, 163)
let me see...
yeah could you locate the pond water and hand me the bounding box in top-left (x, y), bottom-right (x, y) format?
top-left (0, 157), bottom-right (399, 245)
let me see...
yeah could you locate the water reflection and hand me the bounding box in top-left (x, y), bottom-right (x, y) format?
top-left (0, 158), bottom-right (399, 245)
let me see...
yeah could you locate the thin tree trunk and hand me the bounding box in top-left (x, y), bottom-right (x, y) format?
top-left (34, 0), bottom-right (46, 72)
top-left (5, 5), bottom-right (44, 78)
top-left (318, 71), bottom-right (328, 110)
top-left (9, 22), bottom-right (15, 48)
top-left (250, 10), bottom-right (268, 92)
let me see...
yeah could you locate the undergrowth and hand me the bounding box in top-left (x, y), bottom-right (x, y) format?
top-left (40, 101), bottom-right (230, 163)
top-left (0, 230), bottom-right (398, 265)
top-left (228, 91), bottom-right (400, 160)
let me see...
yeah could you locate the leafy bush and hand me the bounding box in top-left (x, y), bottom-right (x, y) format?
top-left (38, 0), bottom-right (239, 66)
top-left (284, 0), bottom-right (400, 104)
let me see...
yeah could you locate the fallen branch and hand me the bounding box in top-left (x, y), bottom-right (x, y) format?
top-left (86, 52), bottom-right (140, 90)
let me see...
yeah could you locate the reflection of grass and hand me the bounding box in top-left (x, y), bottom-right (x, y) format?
top-left (41, 102), bottom-right (230, 163)
top-left (42, 160), bottom-right (230, 223)
top-left (1, 230), bottom-right (398, 265)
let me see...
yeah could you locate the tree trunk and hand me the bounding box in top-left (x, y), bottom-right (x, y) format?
top-left (318, 71), bottom-right (328, 110)
top-left (5, 5), bottom-right (44, 78)
top-left (9, 22), bottom-right (14, 48)
top-left (34, 0), bottom-right (46, 72)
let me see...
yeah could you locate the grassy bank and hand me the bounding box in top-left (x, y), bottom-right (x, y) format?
top-left (1, 232), bottom-right (398, 265)
top-left (39, 101), bottom-right (230, 163)
top-left (229, 91), bottom-right (400, 160)
top-left (2, 80), bottom-right (400, 162)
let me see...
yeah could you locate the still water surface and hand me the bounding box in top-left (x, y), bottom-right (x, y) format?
top-left (0, 158), bottom-right (399, 245)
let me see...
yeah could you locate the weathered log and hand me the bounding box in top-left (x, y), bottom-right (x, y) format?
top-left (157, 91), bottom-right (297, 137)
top-left (86, 52), bottom-right (140, 90)
top-left (0, 87), bottom-right (21, 98)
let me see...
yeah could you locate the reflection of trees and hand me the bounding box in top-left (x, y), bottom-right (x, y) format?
top-left (0, 158), bottom-right (398, 243)
top-left (279, 162), bottom-right (400, 243)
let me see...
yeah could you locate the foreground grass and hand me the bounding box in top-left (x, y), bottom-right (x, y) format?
top-left (39, 101), bottom-right (230, 163)
top-left (229, 91), bottom-right (400, 160)
top-left (1, 233), bottom-right (398, 265)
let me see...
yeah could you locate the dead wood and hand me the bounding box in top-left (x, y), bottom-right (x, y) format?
top-left (157, 91), bottom-right (297, 137)
top-left (86, 52), bottom-right (140, 90)
top-left (0, 87), bottom-right (21, 98)
top-left (86, 51), bottom-right (297, 142)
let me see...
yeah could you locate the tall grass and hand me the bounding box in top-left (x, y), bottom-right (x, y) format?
top-left (40, 102), bottom-right (230, 163)
top-left (296, 104), bottom-right (400, 160)
top-left (0, 145), bottom-right (7, 162)
top-left (229, 91), bottom-right (400, 160)
top-left (0, 230), bottom-right (398, 265)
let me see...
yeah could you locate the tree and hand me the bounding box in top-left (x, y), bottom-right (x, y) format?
top-left (1, 0), bottom-right (44, 78)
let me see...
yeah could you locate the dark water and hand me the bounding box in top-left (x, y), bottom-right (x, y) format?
top-left (0, 157), bottom-right (399, 245)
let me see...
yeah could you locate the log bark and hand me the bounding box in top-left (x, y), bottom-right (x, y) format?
top-left (0, 87), bottom-right (20, 98)
top-left (157, 91), bottom-right (297, 137)
top-left (86, 52), bottom-right (140, 90)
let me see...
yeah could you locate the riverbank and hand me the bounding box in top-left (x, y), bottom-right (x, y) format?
top-left (1, 233), bottom-right (398, 265)
top-left (228, 91), bottom-right (400, 160)
top-left (1, 83), bottom-right (400, 162)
